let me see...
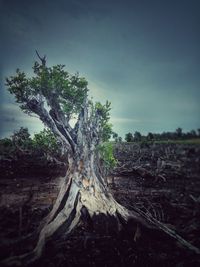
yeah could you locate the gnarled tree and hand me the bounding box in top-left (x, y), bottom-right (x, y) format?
top-left (4, 53), bottom-right (200, 264)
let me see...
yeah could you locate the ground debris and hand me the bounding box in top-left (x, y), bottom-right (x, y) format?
top-left (0, 143), bottom-right (200, 266)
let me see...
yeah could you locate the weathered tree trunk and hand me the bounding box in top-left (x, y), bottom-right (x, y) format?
top-left (31, 151), bottom-right (132, 261)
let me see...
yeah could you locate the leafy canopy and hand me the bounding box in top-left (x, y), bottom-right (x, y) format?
top-left (11, 127), bottom-right (31, 147)
top-left (125, 132), bottom-right (134, 142)
top-left (6, 62), bottom-right (88, 118)
top-left (33, 128), bottom-right (60, 156)
top-left (6, 58), bottom-right (113, 143)
top-left (98, 142), bottom-right (117, 170)
top-left (94, 101), bottom-right (113, 142)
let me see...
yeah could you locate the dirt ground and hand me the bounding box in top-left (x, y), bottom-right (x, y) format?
top-left (0, 143), bottom-right (200, 266)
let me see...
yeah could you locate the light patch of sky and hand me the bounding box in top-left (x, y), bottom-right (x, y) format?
top-left (0, 103), bottom-right (43, 138)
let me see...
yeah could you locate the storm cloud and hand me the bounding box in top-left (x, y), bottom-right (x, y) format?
top-left (0, 0), bottom-right (199, 138)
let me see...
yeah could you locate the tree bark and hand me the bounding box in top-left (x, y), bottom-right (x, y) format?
top-left (31, 152), bottom-right (129, 258)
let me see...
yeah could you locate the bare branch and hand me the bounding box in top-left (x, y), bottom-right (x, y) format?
top-left (35, 50), bottom-right (46, 66)
top-left (49, 109), bottom-right (76, 153)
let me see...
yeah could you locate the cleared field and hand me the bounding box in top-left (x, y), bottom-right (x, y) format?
top-left (0, 143), bottom-right (200, 266)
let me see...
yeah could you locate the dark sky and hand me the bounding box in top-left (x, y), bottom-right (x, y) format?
top-left (0, 0), bottom-right (200, 138)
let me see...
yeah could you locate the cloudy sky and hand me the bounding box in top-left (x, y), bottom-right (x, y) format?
top-left (0, 0), bottom-right (199, 138)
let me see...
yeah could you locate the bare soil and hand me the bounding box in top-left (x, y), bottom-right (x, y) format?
top-left (0, 143), bottom-right (200, 266)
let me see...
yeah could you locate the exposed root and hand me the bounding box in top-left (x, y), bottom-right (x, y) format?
top-left (1, 180), bottom-right (81, 266)
top-left (39, 175), bottom-right (72, 229)
top-left (78, 189), bottom-right (200, 255)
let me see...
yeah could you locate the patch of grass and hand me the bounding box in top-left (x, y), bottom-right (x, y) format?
top-left (153, 139), bottom-right (200, 145)
top-left (114, 139), bottom-right (200, 145)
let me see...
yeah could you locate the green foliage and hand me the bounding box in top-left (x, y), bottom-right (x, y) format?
top-left (11, 127), bottom-right (32, 148)
top-left (153, 139), bottom-right (200, 145)
top-left (147, 132), bottom-right (154, 141)
top-left (94, 101), bottom-right (113, 142)
top-left (0, 128), bottom-right (62, 160)
top-left (118, 137), bottom-right (122, 142)
top-left (125, 132), bottom-right (134, 142)
top-left (0, 127), bottom-right (32, 157)
top-left (32, 129), bottom-right (60, 156)
top-left (112, 132), bottom-right (118, 140)
top-left (0, 138), bottom-right (14, 155)
top-left (97, 142), bottom-right (117, 170)
top-left (112, 132), bottom-right (122, 142)
top-left (6, 69), bottom-right (32, 108)
top-left (95, 101), bottom-right (111, 123)
top-left (176, 127), bottom-right (182, 138)
top-left (134, 131), bottom-right (142, 142)
top-left (6, 63), bottom-right (88, 118)
top-left (101, 123), bottom-right (113, 142)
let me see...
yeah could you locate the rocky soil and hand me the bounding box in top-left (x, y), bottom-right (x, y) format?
top-left (0, 143), bottom-right (200, 266)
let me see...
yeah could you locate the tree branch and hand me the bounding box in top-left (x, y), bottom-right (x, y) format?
top-left (49, 109), bottom-right (76, 153)
top-left (35, 50), bottom-right (46, 67)
top-left (46, 93), bottom-right (77, 153)
top-left (26, 98), bottom-right (72, 152)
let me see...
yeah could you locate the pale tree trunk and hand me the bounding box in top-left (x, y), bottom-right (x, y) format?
top-left (32, 151), bottom-right (131, 260)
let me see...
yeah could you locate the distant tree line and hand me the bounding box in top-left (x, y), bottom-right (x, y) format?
top-left (124, 128), bottom-right (200, 142)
